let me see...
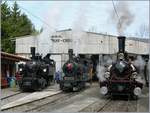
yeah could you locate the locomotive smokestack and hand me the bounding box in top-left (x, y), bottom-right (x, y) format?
top-left (68, 49), bottom-right (73, 60)
top-left (30, 47), bottom-right (35, 59)
top-left (117, 36), bottom-right (126, 53)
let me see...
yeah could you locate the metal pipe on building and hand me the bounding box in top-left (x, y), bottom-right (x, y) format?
top-left (30, 47), bottom-right (35, 59)
top-left (68, 49), bottom-right (73, 60)
top-left (117, 36), bottom-right (126, 53)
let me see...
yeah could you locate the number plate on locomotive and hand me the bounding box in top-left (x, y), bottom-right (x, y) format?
top-left (64, 77), bottom-right (74, 80)
top-left (24, 82), bottom-right (31, 86)
top-left (64, 83), bottom-right (71, 87)
top-left (118, 85), bottom-right (124, 91)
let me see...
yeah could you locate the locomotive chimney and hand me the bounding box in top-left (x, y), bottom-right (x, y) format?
top-left (117, 36), bottom-right (126, 53)
top-left (68, 49), bottom-right (73, 60)
top-left (30, 47), bottom-right (35, 59)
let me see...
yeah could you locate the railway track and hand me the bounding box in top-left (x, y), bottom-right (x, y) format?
top-left (25, 92), bottom-right (79, 112)
top-left (1, 88), bottom-right (86, 112)
top-left (79, 97), bottom-right (111, 112)
top-left (1, 90), bottom-right (61, 111)
top-left (80, 95), bottom-right (137, 112)
top-left (98, 99), bottom-right (137, 112)
top-left (1, 92), bottom-right (21, 100)
top-left (1, 87), bottom-right (58, 101)
top-left (1, 84), bottom-right (147, 112)
top-left (1, 91), bottom-right (31, 107)
top-left (25, 85), bottom-right (92, 112)
top-left (4, 87), bottom-right (138, 112)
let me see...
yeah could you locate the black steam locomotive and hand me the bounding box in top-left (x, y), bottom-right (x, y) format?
top-left (59, 49), bottom-right (92, 91)
top-left (18, 47), bottom-right (55, 91)
top-left (100, 36), bottom-right (143, 98)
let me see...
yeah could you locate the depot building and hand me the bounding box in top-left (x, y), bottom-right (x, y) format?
top-left (15, 29), bottom-right (149, 73)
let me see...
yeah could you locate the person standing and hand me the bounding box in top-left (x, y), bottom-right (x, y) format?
top-left (15, 72), bottom-right (22, 86)
top-left (55, 71), bottom-right (61, 84)
top-left (6, 70), bottom-right (10, 87)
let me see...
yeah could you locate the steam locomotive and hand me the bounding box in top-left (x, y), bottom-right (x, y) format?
top-left (100, 36), bottom-right (143, 98)
top-left (59, 49), bottom-right (92, 91)
top-left (18, 47), bottom-right (56, 91)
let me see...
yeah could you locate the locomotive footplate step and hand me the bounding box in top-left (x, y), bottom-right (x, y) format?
top-left (1, 90), bottom-right (61, 110)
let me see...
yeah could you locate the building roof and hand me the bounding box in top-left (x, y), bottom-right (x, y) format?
top-left (127, 37), bottom-right (150, 43)
top-left (15, 28), bottom-right (149, 43)
top-left (1, 52), bottom-right (30, 62)
top-left (56, 28), bottom-right (150, 43)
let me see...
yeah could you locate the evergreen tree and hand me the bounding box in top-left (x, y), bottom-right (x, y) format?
top-left (1, 2), bottom-right (11, 39)
top-left (1, 1), bottom-right (37, 53)
top-left (1, 2), bottom-right (13, 52)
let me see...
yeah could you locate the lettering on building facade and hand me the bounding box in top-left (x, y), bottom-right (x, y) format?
top-left (51, 35), bottom-right (72, 43)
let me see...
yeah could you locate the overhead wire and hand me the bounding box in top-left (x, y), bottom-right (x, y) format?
top-left (111, 0), bottom-right (122, 28)
top-left (1, 3), bottom-right (57, 42)
top-left (3, 1), bottom-right (121, 42)
top-left (18, 4), bottom-right (57, 32)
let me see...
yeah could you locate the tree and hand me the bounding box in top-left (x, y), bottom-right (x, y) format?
top-left (1, 2), bottom-right (13, 52)
top-left (1, 2), bottom-right (11, 40)
top-left (1, 1), bottom-right (37, 53)
top-left (11, 1), bottom-right (21, 22)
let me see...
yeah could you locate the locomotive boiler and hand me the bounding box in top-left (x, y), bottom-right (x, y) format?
top-left (100, 36), bottom-right (143, 98)
top-left (59, 49), bottom-right (92, 91)
top-left (18, 47), bottom-right (55, 91)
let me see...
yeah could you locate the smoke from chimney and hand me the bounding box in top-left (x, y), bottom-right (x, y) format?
top-left (72, 2), bottom-right (89, 56)
top-left (38, 2), bottom-right (65, 56)
top-left (110, 1), bottom-right (135, 35)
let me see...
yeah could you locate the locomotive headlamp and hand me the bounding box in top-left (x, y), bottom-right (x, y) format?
top-left (133, 87), bottom-right (141, 96)
top-left (131, 72), bottom-right (137, 79)
top-left (43, 68), bottom-right (47, 72)
top-left (100, 86), bottom-right (108, 95)
top-left (19, 68), bottom-right (22, 71)
top-left (104, 72), bottom-right (110, 78)
top-left (32, 61), bottom-right (36, 65)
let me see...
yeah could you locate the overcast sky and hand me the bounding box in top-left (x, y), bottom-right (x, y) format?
top-left (7, 1), bottom-right (149, 38)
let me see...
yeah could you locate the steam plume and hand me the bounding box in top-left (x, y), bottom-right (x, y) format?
top-left (134, 56), bottom-right (145, 74)
top-left (110, 1), bottom-right (134, 35)
top-left (97, 56), bottom-right (113, 82)
top-left (72, 2), bottom-right (88, 56)
top-left (38, 2), bottom-right (65, 56)
top-left (133, 56), bottom-right (145, 84)
top-left (96, 64), bottom-right (106, 82)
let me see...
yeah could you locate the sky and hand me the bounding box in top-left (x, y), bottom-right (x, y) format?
top-left (6, 1), bottom-right (149, 38)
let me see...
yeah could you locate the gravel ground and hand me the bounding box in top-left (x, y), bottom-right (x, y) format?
top-left (1, 82), bottom-right (149, 112)
top-left (37, 83), bottom-right (149, 112)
